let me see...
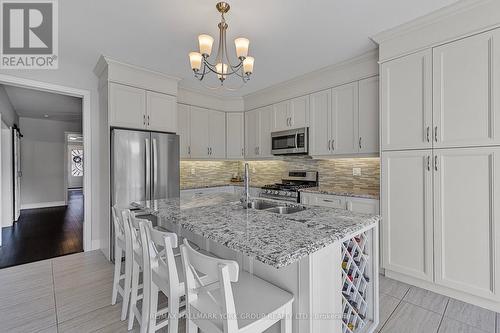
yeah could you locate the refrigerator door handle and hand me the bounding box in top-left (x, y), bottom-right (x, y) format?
top-left (145, 138), bottom-right (150, 200)
top-left (152, 138), bottom-right (158, 199)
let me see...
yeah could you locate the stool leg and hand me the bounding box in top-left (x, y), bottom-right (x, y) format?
top-left (280, 303), bottom-right (292, 333)
top-left (148, 283), bottom-right (159, 333)
top-left (187, 319), bottom-right (198, 333)
top-left (121, 254), bottom-right (132, 320)
top-left (128, 261), bottom-right (140, 330)
top-left (167, 293), bottom-right (179, 333)
top-left (111, 245), bottom-right (122, 305)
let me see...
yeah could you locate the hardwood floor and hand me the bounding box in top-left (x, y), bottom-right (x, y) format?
top-left (0, 189), bottom-right (83, 269)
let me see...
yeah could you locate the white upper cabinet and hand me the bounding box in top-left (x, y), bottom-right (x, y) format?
top-left (245, 109), bottom-right (259, 158)
top-left (259, 106), bottom-right (273, 157)
top-left (189, 106), bottom-right (210, 159)
top-left (208, 110), bottom-right (226, 159)
top-left (381, 50), bottom-right (432, 151)
top-left (272, 101), bottom-right (289, 131)
top-left (226, 112), bottom-right (244, 159)
top-left (109, 82), bottom-right (177, 133)
top-left (358, 77), bottom-right (379, 154)
top-left (433, 147), bottom-right (500, 300)
top-left (272, 96), bottom-right (309, 131)
top-left (382, 150), bottom-right (434, 281)
top-left (146, 91), bottom-right (177, 133)
top-left (289, 95), bottom-right (309, 128)
top-left (433, 29), bottom-right (500, 148)
top-left (177, 104), bottom-right (191, 159)
top-left (109, 83), bottom-right (146, 129)
top-left (309, 89), bottom-right (331, 156)
top-left (331, 82), bottom-right (358, 155)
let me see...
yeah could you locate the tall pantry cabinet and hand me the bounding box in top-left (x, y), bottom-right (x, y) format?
top-left (381, 27), bottom-right (500, 308)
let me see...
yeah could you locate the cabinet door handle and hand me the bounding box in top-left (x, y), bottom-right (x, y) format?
top-left (427, 155), bottom-right (430, 171)
top-left (331, 139), bottom-right (335, 151)
top-left (242, 148), bottom-right (244, 156)
top-left (359, 137), bottom-right (362, 149)
top-left (426, 126), bottom-right (430, 142)
top-left (434, 126), bottom-right (438, 142)
top-left (328, 140), bottom-right (331, 151)
top-left (207, 147), bottom-right (210, 156)
top-left (147, 115), bottom-right (150, 126)
top-left (257, 146), bottom-right (260, 155)
top-left (143, 114), bottom-right (146, 126)
top-left (188, 146), bottom-right (191, 155)
top-left (434, 155), bottom-right (438, 171)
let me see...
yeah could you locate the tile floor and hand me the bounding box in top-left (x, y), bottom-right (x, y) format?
top-left (378, 274), bottom-right (499, 333)
top-left (1, 250), bottom-right (498, 333)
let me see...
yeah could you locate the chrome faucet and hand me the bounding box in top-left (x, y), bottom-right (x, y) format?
top-left (242, 162), bottom-right (250, 207)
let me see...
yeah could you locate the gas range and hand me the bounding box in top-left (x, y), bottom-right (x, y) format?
top-left (260, 171), bottom-right (318, 202)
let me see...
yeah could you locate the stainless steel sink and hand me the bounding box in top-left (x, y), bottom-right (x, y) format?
top-left (265, 206), bottom-right (307, 214)
top-left (247, 199), bottom-right (280, 210)
top-left (245, 199), bottom-right (306, 214)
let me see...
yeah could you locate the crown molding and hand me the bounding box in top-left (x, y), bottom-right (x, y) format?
top-left (93, 55), bottom-right (181, 81)
top-left (243, 48), bottom-right (379, 101)
top-left (177, 84), bottom-right (244, 112)
top-left (371, 0), bottom-right (492, 44)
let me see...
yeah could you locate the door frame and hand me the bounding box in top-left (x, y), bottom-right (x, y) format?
top-left (64, 132), bottom-right (83, 205)
top-left (0, 74), bottom-right (92, 252)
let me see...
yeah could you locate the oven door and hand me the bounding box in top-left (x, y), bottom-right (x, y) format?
top-left (271, 128), bottom-right (308, 155)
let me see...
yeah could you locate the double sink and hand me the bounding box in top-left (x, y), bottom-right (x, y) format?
top-left (246, 199), bottom-right (307, 215)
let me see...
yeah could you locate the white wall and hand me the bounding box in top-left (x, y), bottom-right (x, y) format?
top-left (0, 85), bottom-right (18, 127)
top-left (1, 121), bottom-right (13, 228)
top-left (19, 117), bottom-right (81, 208)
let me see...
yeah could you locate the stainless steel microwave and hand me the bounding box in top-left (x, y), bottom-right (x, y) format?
top-left (271, 127), bottom-right (309, 155)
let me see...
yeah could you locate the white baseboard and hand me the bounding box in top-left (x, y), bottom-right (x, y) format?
top-left (21, 201), bottom-right (66, 210)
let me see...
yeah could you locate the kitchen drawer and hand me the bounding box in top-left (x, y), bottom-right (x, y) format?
top-left (346, 197), bottom-right (380, 214)
top-left (301, 192), bottom-right (347, 209)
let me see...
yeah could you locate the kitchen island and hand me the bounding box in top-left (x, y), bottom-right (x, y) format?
top-left (134, 193), bottom-right (379, 333)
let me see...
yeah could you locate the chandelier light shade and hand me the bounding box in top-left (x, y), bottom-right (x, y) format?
top-left (188, 2), bottom-right (254, 89)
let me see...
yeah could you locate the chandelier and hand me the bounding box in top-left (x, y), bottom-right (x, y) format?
top-left (188, 2), bottom-right (254, 89)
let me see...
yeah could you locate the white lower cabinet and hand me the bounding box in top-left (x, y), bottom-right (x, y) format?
top-left (382, 150), bottom-right (434, 281)
top-left (383, 147), bottom-right (500, 303)
top-left (433, 147), bottom-right (500, 300)
top-left (300, 192), bottom-right (379, 214)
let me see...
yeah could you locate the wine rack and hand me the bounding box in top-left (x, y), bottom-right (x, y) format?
top-left (341, 231), bottom-right (371, 333)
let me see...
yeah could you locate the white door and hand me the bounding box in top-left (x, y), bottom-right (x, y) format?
top-left (177, 104), bottom-right (191, 159)
top-left (309, 89), bottom-right (331, 156)
top-left (189, 106), bottom-right (209, 158)
top-left (433, 28), bottom-right (500, 148)
top-left (208, 110), bottom-right (226, 159)
top-left (289, 95), bottom-right (309, 128)
top-left (226, 112), bottom-right (244, 159)
top-left (245, 109), bottom-right (259, 158)
top-left (258, 106), bottom-right (273, 157)
top-left (272, 101), bottom-right (289, 131)
top-left (433, 147), bottom-right (500, 299)
top-left (380, 50), bottom-right (432, 151)
top-left (382, 150), bottom-right (433, 281)
top-left (331, 82), bottom-right (358, 155)
top-left (146, 91), bottom-right (177, 133)
top-left (358, 76), bottom-right (379, 154)
top-left (109, 83), bottom-right (146, 129)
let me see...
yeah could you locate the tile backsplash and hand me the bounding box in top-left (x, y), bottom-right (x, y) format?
top-left (181, 157), bottom-right (380, 196)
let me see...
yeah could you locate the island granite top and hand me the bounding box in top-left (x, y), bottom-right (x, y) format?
top-left (134, 193), bottom-right (379, 269)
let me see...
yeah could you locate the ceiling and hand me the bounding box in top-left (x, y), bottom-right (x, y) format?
top-left (3, 85), bottom-right (82, 122)
top-left (61, 0), bottom-right (458, 97)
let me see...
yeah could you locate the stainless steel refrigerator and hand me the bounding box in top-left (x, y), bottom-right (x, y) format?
top-left (111, 128), bottom-right (180, 259)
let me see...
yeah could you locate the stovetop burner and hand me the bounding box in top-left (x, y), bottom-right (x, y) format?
top-left (260, 171), bottom-right (318, 202)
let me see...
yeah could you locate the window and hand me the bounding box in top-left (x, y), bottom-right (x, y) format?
top-left (71, 149), bottom-right (84, 177)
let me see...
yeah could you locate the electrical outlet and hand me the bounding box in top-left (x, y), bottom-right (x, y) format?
top-left (190, 168), bottom-right (196, 175)
top-left (353, 168), bottom-right (361, 176)
top-left (252, 167), bottom-right (256, 173)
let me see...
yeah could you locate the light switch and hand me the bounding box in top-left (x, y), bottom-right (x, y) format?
top-left (353, 168), bottom-right (361, 176)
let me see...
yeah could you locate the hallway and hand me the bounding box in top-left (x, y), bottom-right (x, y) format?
top-left (0, 189), bottom-right (83, 269)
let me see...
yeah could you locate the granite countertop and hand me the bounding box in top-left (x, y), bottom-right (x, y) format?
top-left (299, 187), bottom-right (379, 200)
top-left (134, 193), bottom-right (379, 269)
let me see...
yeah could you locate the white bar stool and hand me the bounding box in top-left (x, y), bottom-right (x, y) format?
top-left (140, 223), bottom-right (186, 333)
top-left (111, 206), bottom-right (133, 321)
top-left (180, 239), bottom-right (294, 333)
top-left (127, 213), bottom-right (152, 332)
